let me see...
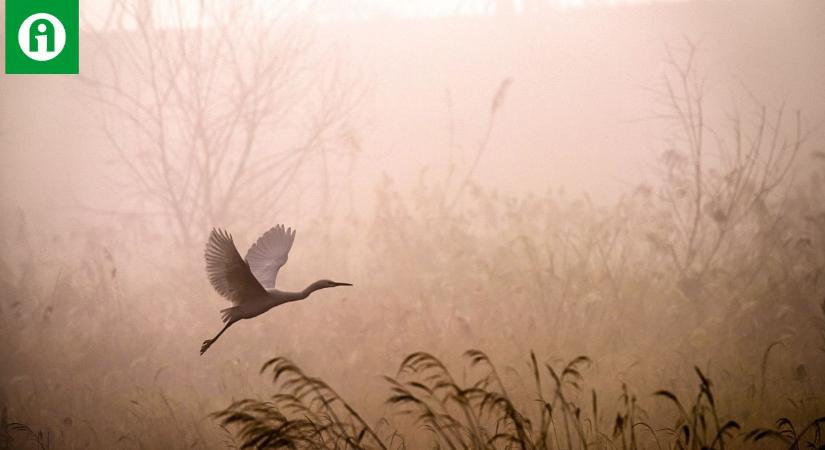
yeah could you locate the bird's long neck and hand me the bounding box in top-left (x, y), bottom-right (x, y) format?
top-left (267, 282), bottom-right (324, 305)
top-left (301, 282), bottom-right (328, 298)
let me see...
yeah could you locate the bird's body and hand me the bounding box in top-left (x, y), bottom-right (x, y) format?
top-left (221, 288), bottom-right (314, 321)
top-left (200, 225), bottom-right (351, 355)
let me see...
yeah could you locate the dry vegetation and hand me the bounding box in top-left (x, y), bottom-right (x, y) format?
top-left (2, 166), bottom-right (825, 449)
top-left (3, 94), bottom-right (825, 447)
top-left (1, 5), bottom-right (824, 449)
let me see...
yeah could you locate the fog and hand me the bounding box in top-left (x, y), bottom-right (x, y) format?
top-left (1, 1), bottom-right (824, 448)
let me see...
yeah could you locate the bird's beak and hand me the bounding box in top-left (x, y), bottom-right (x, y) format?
top-left (333, 282), bottom-right (353, 287)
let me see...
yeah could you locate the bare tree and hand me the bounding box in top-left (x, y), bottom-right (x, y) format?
top-left (647, 42), bottom-right (812, 299)
top-left (84, 0), bottom-right (361, 246)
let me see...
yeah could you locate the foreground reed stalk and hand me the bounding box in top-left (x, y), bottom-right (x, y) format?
top-left (213, 351), bottom-right (825, 450)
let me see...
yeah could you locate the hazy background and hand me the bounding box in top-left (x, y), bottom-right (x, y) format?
top-left (1, 0), bottom-right (824, 448)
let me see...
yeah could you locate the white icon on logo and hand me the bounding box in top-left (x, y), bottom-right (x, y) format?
top-left (18, 13), bottom-right (66, 62)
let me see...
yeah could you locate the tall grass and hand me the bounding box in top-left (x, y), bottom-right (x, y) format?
top-left (2, 48), bottom-right (824, 448)
top-left (214, 352), bottom-right (825, 449)
top-left (2, 158), bottom-right (825, 447)
top-left (2, 161), bottom-right (825, 447)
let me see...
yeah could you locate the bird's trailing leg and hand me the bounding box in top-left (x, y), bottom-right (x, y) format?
top-left (201, 321), bottom-right (235, 355)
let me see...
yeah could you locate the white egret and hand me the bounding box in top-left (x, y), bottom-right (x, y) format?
top-left (200, 225), bottom-right (351, 355)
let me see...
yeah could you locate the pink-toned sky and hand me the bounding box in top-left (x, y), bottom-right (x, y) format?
top-left (2, 0), bottom-right (823, 222)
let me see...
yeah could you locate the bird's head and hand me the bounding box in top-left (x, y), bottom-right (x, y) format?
top-left (310, 279), bottom-right (353, 292)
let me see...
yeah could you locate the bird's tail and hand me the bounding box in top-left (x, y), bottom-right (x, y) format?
top-left (220, 306), bottom-right (239, 324)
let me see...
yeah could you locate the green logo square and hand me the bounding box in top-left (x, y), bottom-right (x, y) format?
top-left (5, 0), bottom-right (79, 74)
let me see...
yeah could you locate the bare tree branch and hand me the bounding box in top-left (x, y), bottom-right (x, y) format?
top-left (83, 0), bottom-right (362, 246)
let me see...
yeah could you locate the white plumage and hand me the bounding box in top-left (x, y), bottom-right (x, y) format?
top-left (201, 225), bottom-right (351, 355)
top-left (245, 225), bottom-right (296, 289)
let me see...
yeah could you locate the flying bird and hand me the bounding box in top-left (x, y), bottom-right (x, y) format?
top-left (200, 225), bottom-right (351, 355)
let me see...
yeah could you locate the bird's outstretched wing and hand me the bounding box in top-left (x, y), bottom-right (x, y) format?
top-left (205, 228), bottom-right (266, 304)
top-left (244, 225), bottom-right (296, 289)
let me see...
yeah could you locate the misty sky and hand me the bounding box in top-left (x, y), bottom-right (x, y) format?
top-left (80, 0), bottom-right (699, 29)
top-left (2, 0), bottom-right (824, 221)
